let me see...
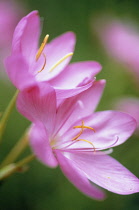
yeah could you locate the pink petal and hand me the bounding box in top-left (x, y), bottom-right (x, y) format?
top-left (66, 110), bottom-right (136, 151)
top-left (54, 80), bottom-right (105, 137)
top-left (49, 61), bottom-right (102, 88)
top-left (55, 150), bottom-right (105, 200)
top-left (95, 19), bottom-right (139, 78)
top-left (12, 10), bottom-right (40, 64)
top-left (82, 110), bottom-right (136, 148)
top-left (67, 151), bottom-right (139, 194)
top-left (5, 55), bottom-right (35, 90)
top-left (55, 79), bottom-right (94, 99)
top-left (36, 32), bottom-right (76, 81)
top-left (17, 82), bottom-right (56, 134)
top-left (115, 97), bottom-right (139, 132)
top-left (29, 123), bottom-right (58, 167)
top-left (0, 0), bottom-right (23, 46)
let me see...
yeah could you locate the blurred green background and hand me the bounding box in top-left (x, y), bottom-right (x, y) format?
top-left (0, 0), bottom-right (139, 209)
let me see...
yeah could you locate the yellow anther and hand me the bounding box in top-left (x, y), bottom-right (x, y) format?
top-left (36, 34), bottom-right (49, 61)
top-left (49, 52), bottom-right (73, 72)
top-left (72, 120), bottom-right (96, 151)
top-left (73, 125), bottom-right (95, 132)
top-left (72, 121), bottom-right (84, 140)
top-left (38, 53), bottom-right (46, 73)
top-left (77, 139), bottom-right (96, 152)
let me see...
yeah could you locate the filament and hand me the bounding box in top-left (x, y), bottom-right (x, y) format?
top-left (72, 121), bottom-right (84, 140)
top-left (72, 120), bottom-right (96, 151)
top-left (49, 52), bottom-right (73, 72)
top-left (76, 139), bottom-right (96, 152)
top-left (38, 53), bottom-right (46, 73)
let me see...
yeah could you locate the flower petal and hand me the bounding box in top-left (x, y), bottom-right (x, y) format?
top-left (49, 61), bottom-right (102, 89)
top-left (64, 110), bottom-right (136, 150)
top-left (54, 80), bottom-right (105, 137)
top-left (29, 123), bottom-right (58, 167)
top-left (36, 32), bottom-right (76, 81)
top-left (55, 150), bottom-right (105, 200)
top-left (67, 151), bottom-right (139, 194)
top-left (84, 110), bottom-right (136, 148)
top-left (96, 20), bottom-right (139, 78)
top-left (5, 55), bottom-right (35, 90)
top-left (17, 82), bottom-right (56, 134)
top-left (55, 79), bottom-right (94, 99)
top-left (12, 10), bottom-right (40, 64)
top-left (115, 97), bottom-right (139, 132)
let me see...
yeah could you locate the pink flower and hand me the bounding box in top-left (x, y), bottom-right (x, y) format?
top-left (115, 97), bottom-right (139, 133)
top-left (16, 80), bottom-right (139, 199)
top-left (0, 0), bottom-right (24, 79)
top-left (94, 19), bottom-right (139, 79)
top-left (5, 11), bottom-right (101, 99)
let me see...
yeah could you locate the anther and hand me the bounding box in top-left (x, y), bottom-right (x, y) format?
top-left (72, 120), bottom-right (96, 151)
top-left (73, 125), bottom-right (95, 132)
top-left (36, 34), bottom-right (49, 61)
top-left (72, 121), bottom-right (84, 140)
top-left (38, 53), bottom-right (46, 73)
top-left (49, 52), bottom-right (73, 72)
top-left (77, 139), bottom-right (96, 152)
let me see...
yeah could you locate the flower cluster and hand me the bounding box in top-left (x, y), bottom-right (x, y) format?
top-left (2, 11), bottom-right (139, 200)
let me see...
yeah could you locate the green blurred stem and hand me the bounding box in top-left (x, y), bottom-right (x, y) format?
top-left (0, 90), bottom-right (19, 142)
top-left (0, 154), bottom-right (35, 180)
top-left (0, 130), bottom-right (29, 168)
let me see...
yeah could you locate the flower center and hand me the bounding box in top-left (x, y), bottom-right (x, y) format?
top-left (35, 34), bottom-right (73, 73)
top-left (72, 120), bottom-right (96, 150)
top-left (50, 121), bottom-right (96, 151)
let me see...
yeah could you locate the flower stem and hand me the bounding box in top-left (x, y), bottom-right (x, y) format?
top-left (0, 154), bottom-right (35, 180)
top-left (0, 90), bottom-right (19, 142)
top-left (0, 129), bottom-right (29, 168)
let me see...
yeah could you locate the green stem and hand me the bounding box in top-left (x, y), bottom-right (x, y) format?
top-left (0, 129), bottom-right (29, 168)
top-left (0, 154), bottom-right (35, 180)
top-left (0, 90), bottom-right (19, 142)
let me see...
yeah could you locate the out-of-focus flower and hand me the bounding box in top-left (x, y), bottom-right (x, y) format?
top-left (94, 19), bottom-right (139, 80)
top-left (93, 18), bottom-right (139, 132)
top-left (5, 11), bottom-right (102, 99)
top-left (16, 80), bottom-right (139, 199)
top-left (0, 0), bottom-right (24, 79)
top-left (115, 97), bottom-right (139, 132)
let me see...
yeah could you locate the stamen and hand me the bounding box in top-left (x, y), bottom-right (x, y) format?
top-left (73, 125), bottom-right (95, 132)
top-left (72, 120), bottom-right (96, 151)
top-left (72, 121), bottom-right (84, 140)
top-left (49, 52), bottom-right (73, 72)
top-left (36, 34), bottom-right (49, 61)
top-left (72, 129), bottom-right (83, 140)
top-left (77, 139), bottom-right (96, 152)
top-left (38, 53), bottom-right (46, 73)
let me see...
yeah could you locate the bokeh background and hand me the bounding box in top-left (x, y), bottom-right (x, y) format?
top-left (0, 0), bottom-right (139, 209)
